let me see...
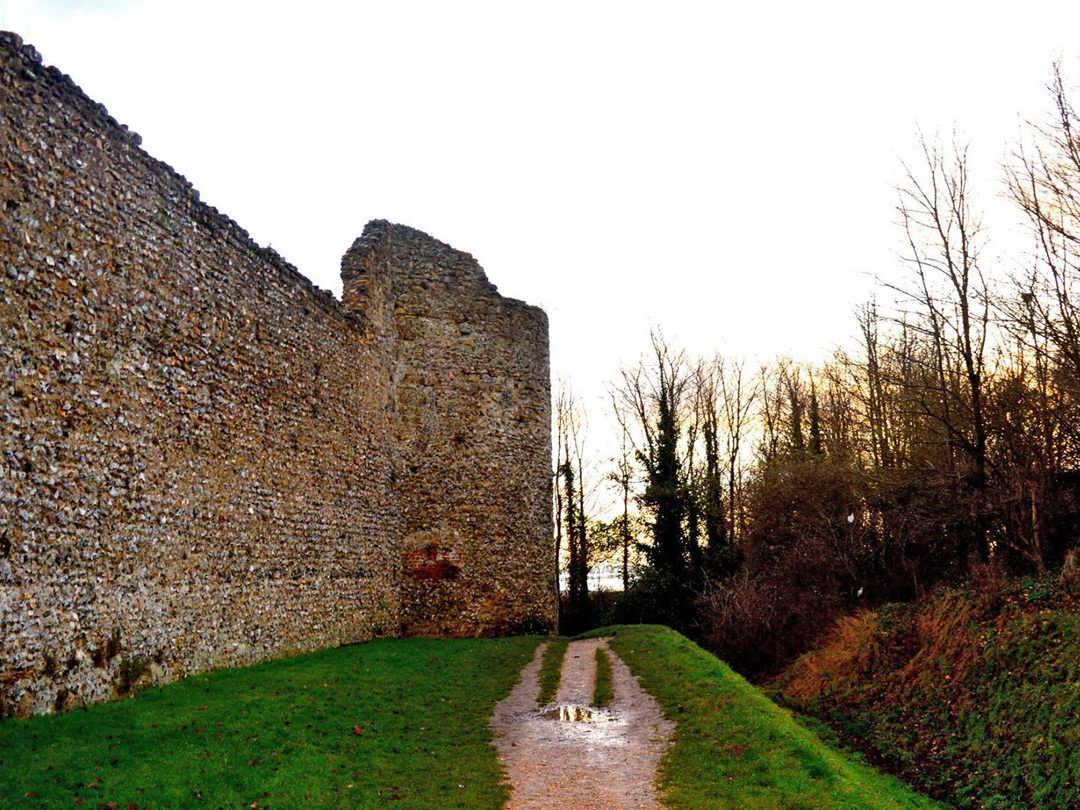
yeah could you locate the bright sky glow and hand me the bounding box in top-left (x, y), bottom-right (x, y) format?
top-left (4, 0), bottom-right (1080, 435)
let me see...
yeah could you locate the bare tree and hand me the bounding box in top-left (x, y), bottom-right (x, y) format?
top-left (723, 357), bottom-right (757, 542)
top-left (1008, 63), bottom-right (1080, 386)
top-left (999, 62), bottom-right (1080, 568)
top-left (608, 422), bottom-right (637, 590)
top-left (856, 301), bottom-right (896, 469)
top-left (757, 360), bottom-right (788, 465)
top-left (894, 134), bottom-right (992, 526)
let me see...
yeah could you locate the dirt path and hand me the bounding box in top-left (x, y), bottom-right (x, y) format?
top-left (491, 638), bottom-right (674, 809)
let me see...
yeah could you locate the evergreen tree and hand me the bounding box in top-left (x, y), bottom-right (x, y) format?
top-left (788, 383), bottom-right (805, 453)
top-left (698, 375), bottom-right (731, 580)
top-left (640, 371), bottom-right (688, 581)
top-left (808, 382), bottom-right (824, 458)
top-left (614, 333), bottom-right (703, 630)
top-left (561, 460), bottom-right (587, 627)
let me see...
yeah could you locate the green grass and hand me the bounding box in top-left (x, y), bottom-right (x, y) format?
top-left (598, 625), bottom-right (942, 809)
top-left (0, 636), bottom-right (541, 809)
top-left (536, 636), bottom-right (569, 706)
top-left (593, 647), bottom-right (614, 708)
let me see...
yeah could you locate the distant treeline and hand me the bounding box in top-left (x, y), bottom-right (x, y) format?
top-left (556, 63), bottom-right (1080, 674)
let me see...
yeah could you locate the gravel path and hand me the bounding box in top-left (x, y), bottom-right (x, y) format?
top-left (491, 637), bottom-right (674, 809)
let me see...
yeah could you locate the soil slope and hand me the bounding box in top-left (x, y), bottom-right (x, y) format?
top-left (775, 572), bottom-right (1080, 808)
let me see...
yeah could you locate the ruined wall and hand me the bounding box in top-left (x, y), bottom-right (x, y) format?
top-left (343, 224), bottom-right (554, 637)
top-left (0, 33), bottom-right (402, 715)
top-left (0, 32), bottom-right (554, 716)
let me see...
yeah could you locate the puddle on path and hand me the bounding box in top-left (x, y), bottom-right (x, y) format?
top-left (540, 703), bottom-right (608, 723)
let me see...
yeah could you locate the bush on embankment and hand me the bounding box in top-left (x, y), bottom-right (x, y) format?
top-left (774, 570), bottom-right (1080, 808)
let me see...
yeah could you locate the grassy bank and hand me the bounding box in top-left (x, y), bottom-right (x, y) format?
top-left (0, 636), bottom-right (540, 809)
top-left (594, 625), bottom-right (940, 809)
top-left (536, 636), bottom-right (569, 705)
top-left (592, 646), bottom-right (614, 708)
top-left (774, 573), bottom-right (1080, 808)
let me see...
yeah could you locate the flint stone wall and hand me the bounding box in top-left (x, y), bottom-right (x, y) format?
top-left (0, 32), bottom-right (554, 716)
top-left (343, 223), bottom-right (552, 636)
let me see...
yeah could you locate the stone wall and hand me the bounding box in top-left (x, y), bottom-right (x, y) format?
top-left (343, 223), bottom-right (553, 637)
top-left (0, 32), bottom-right (554, 716)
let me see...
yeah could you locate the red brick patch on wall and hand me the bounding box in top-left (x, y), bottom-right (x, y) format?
top-left (403, 545), bottom-right (462, 581)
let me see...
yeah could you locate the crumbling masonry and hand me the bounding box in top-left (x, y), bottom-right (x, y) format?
top-left (0, 32), bottom-right (555, 716)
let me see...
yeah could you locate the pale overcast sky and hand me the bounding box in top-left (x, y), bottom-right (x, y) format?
top-left (4, 0), bottom-right (1080, 439)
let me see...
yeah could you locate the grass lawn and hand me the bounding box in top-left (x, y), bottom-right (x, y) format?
top-left (0, 636), bottom-right (540, 809)
top-left (593, 625), bottom-right (943, 809)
